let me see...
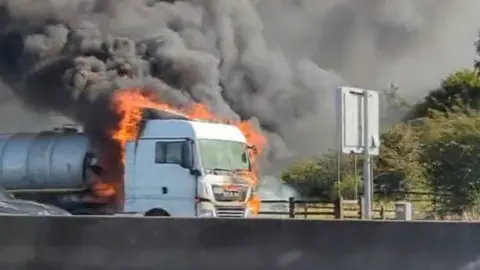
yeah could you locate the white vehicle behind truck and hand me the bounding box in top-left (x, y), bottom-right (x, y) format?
top-left (0, 119), bottom-right (258, 218)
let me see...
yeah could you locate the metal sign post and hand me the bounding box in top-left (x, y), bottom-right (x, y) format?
top-left (362, 90), bottom-right (372, 219)
top-left (336, 86), bottom-right (379, 220)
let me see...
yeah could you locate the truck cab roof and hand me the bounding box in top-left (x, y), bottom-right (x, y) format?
top-left (140, 119), bottom-right (246, 143)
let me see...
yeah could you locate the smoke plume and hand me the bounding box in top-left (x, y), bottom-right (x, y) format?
top-left (0, 0), bottom-right (479, 172)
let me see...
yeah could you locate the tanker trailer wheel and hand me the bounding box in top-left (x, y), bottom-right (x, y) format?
top-left (145, 208), bottom-right (170, 216)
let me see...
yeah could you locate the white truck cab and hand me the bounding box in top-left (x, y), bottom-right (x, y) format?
top-left (124, 119), bottom-right (256, 218)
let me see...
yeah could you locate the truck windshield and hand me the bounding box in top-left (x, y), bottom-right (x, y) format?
top-left (198, 139), bottom-right (250, 171)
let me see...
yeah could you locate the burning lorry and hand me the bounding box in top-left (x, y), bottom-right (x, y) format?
top-left (0, 117), bottom-right (260, 218)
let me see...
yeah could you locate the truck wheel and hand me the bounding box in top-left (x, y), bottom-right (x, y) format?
top-left (71, 210), bottom-right (93, 215)
top-left (145, 208), bottom-right (170, 216)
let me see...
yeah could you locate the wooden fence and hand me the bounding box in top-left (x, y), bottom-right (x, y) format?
top-left (259, 197), bottom-right (396, 219)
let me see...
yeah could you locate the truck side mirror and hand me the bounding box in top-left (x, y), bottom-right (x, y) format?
top-left (189, 168), bottom-right (202, 177)
top-left (242, 152), bottom-right (248, 162)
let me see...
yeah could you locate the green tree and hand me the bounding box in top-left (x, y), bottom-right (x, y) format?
top-left (405, 69), bottom-right (480, 120)
top-left (330, 172), bottom-right (363, 201)
top-left (374, 123), bottom-right (426, 200)
top-left (280, 153), bottom-right (361, 200)
top-left (281, 158), bottom-right (332, 199)
top-left (420, 110), bottom-right (480, 215)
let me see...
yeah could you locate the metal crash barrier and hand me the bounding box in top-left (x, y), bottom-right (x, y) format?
top-left (0, 216), bottom-right (479, 270)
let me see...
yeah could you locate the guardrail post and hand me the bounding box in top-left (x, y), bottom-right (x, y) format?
top-left (334, 197), bottom-right (344, 219)
top-left (358, 196), bottom-right (364, 219)
top-left (288, 197), bottom-right (295, 218)
top-left (380, 205), bottom-right (385, 220)
top-left (303, 203), bottom-right (308, 218)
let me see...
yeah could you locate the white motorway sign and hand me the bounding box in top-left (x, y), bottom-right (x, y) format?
top-left (336, 86), bottom-right (380, 156)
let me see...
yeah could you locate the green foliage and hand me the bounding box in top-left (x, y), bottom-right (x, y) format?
top-left (281, 123), bottom-right (426, 202)
top-left (330, 173), bottom-right (363, 201)
top-left (376, 123), bottom-right (426, 194)
top-left (406, 69), bottom-right (480, 120)
top-left (280, 154), bottom-right (360, 200)
top-left (281, 158), bottom-right (333, 199)
top-left (421, 111), bottom-right (480, 214)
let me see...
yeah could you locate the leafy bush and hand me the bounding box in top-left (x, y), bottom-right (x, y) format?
top-left (421, 111), bottom-right (480, 215)
top-left (281, 159), bottom-right (333, 199)
top-left (330, 173), bottom-right (363, 201)
top-left (280, 154), bottom-right (361, 200)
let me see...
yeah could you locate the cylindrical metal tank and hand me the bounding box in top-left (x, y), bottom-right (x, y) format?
top-left (0, 129), bottom-right (92, 191)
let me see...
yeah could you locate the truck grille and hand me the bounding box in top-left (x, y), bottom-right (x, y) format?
top-left (215, 206), bottom-right (245, 218)
top-left (211, 184), bottom-right (249, 202)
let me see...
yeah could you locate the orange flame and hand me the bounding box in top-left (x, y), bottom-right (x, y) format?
top-left (107, 88), bottom-right (266, 214)
top-left (248, 195), bottom-right (261, 215)
top-left (111, 88), bottom-right (266, 167)
top-left (92, 182), bottom-right (116, 197)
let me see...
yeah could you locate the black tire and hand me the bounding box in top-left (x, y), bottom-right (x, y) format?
top-left (70, 209), bottom-right (93, 215)
top-left (144, 208), bottom-right (170, 216)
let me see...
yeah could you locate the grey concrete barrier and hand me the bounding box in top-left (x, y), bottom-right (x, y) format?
top-left (0, 216), bottom-right (480, 270)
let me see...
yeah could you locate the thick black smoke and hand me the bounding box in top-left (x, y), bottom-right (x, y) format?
top-left (0, 0), bottom-right (336, 167)
top-left (0, 0), bottom-right (479, 172)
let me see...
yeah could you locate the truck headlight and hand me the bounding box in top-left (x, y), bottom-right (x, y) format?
top-left (196, 202), bottom-right (216, 217)
top-left (198, 208), bottom-right (216, 217)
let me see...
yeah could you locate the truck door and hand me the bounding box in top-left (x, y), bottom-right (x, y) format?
top-left (125, 138), bottom-right (196, 217)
